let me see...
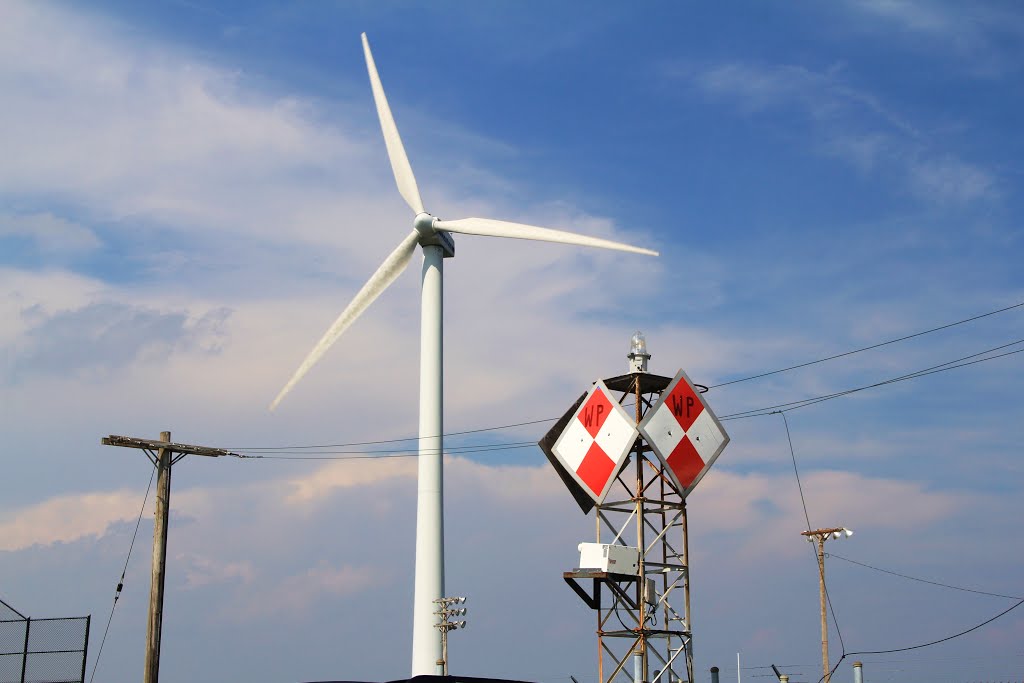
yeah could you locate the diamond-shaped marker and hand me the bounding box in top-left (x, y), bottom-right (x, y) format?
top-left (550, 379), bottom-right (638, 503)
top-left (638, 369), bottom-right (729, 497)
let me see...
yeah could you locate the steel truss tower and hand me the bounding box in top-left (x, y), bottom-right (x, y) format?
top-left (562, 372), bottom-right (702, 683)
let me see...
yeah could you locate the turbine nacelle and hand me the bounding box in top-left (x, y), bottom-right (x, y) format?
top-left (414, 212), bottom-right (455, 257)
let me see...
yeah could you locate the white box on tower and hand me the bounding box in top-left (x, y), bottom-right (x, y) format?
top-left (577, 542), bottom-right (639, 575)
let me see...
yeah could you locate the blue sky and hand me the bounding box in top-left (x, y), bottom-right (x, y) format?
top-left (1, 1), bottom-right (1023, 682)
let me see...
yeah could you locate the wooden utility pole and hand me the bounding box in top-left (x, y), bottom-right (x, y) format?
top-left (101, 432), bottom-right (236, 683)
top-left (800, 527), bottom-right (852, 683)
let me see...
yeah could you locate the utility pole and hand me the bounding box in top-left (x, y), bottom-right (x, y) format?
top-left (800, 527), bottom-right (853, 683)
top-left (101, 432), bottom-right (236, 683)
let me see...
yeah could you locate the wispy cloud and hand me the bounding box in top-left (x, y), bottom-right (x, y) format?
top-left (691, 61), bottom-right (996, 204)
top-left (854, 0), bottom-right (958, 36)
top-left (695, 62), bottom-right (917, 134)
top-left (906, 154), bottom-right (996, 203)
top-left (844, 0), bottom-right (1024, 77)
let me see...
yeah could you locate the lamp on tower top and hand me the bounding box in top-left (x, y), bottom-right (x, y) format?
top-left (628, 331), bottom-right (651, 373)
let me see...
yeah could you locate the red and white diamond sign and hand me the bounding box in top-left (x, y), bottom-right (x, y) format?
top-left (638, 369), bottom-right (730, 497)
top-left (550, 380), bottom-right (638, 504)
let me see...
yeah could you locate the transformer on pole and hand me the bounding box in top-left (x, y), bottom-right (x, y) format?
top-left (540, 333), bottom-right (730, 683)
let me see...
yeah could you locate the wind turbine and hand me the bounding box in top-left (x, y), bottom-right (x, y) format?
top-left (271, 33), bottom-right (658, 676)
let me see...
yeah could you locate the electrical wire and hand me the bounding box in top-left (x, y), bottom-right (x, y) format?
top-left (837, 597), bottom-right (1024, 661)
top-left (709, 300), bottom-right (1024, 389)
top-left (223, 331), bottom-right (1024, 456)
top-left (816, 598), bottom-right (1024, 683)
top-left (826, 553), bottom-right (1024, 600)
top-left (232, 442), bottom-right (537, 461)
top-left (781, 413), bottom-right (812, 534)
top-left (88, 468), bottom-right (155, 683)
top-left (229, 338), bottom-right (1023, 462)
top-left (225, 418), bottom-right (555, 451)
top-left (721, 339), bottom-right (1024, 421)
top-left (779, 413), bottom-right (846, 658)
top-left (232, 440), bottom-right (536, 456)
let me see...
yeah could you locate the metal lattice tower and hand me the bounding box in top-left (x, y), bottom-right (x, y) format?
top-left (563, 372), bottom-right (703, 683)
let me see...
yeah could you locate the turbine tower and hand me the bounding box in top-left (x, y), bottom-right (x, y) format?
top-left (271, 33), bottom-right (659, 676)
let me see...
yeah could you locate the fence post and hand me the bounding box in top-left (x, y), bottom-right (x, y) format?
top-left (80, 616), bottom-right (92, 683)
top-left (20, 617), bottom-right (30, 683)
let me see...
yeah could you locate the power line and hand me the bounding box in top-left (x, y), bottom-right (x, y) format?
top-left (781, 413), bottom-right (812, 534)
top-left (232, 442), bottom-right (536, 461)
top-left (89, 468), bottom-right (155, 683)
top-left (229, 340), bottom-right (1023, 461)
top-left (222, 328), bottom-right (1023, 456)
top-left (827, 553), bottom-right (1023, 600)
top-left (780, 413), bottom-right (846, 667)
top-left (709, 300), bottom-right (1024, 389)
top-left (234, 440), bottom-right (536, 456)
top-left (850, 597), bottom-right (1024, 656)
top-left (225, 418), bottom-right (554, 451)
top-left (818, 598), bottom-right (1024, 683)
top-left (721, 339), bottom-right (1024, 420)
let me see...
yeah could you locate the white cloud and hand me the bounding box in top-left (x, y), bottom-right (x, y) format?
top-left (0, 1), bottom-right (381, 259)
top-left (285, 458), bottom-right (418, 504)
top-left (0, 488), bottom-right (146, 551)
top-left (0, 457), bottom-right (962, 558)
top-left (0, 0), bottom-right (680, 431)
top-left (1, 444), bottom-right (1019, 680)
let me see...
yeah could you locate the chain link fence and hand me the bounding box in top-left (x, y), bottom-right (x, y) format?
top-left (0, 601), bottom-right (90, 683)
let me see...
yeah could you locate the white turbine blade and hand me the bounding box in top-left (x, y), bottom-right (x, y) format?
top-left (270, 229), bottom-right (420, 411)
top-left (361, 33), bottom-right (425, 215)
top-left (434, 217), bottom-right (658, 256)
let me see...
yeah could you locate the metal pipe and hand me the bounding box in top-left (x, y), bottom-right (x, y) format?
top-left (634, 376), bottom-right (647, 683)
top-left (853, 661), bottom-right (863, 683)
top-left (682, 500), bottom-right (693, 683)
top-left (412, 245), bottom-right (445, 676)
top-left (710, 666), bottom-right (719, 683)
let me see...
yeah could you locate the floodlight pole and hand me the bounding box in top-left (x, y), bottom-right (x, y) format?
top-left (101, 432), bottom-right (234, 683)
top-left (433, 597), bottom-right (467, 675)
top-left (800, 527), bottom-right (850, 683)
